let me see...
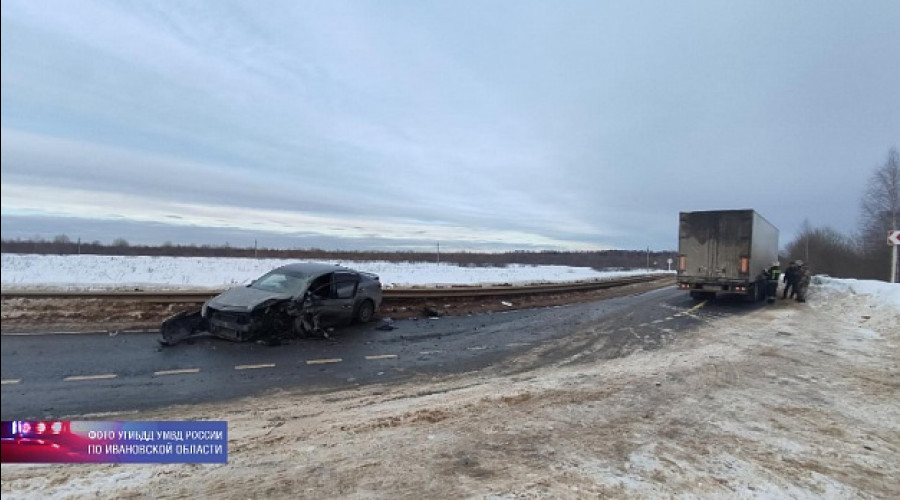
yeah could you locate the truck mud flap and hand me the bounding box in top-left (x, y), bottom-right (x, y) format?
top-left (160, 310), bottom-right (206, 346)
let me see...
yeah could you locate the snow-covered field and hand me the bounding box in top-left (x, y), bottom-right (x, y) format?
top-left (0, 254), bottom-right (662, 290)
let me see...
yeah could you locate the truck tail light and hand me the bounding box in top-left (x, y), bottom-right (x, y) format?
top-left (677, 255), bottom-right (686, 272)
top-left (739, 256), bottom-right (750, 275)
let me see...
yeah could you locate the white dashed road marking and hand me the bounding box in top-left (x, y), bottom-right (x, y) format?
top-left (153, 368), bottom-right (201, 376)
top-left (2, 379), bottom-right (22, 385)
top-left (364, 354), bottom-right (398, 360)
top-left (306, 358), bottom-right (342, 365)
top-left (234, 363), bottom-right (276, 370)
top-left (419, 350), bottom-right (443, 355)
top-left (64, 374), bottom-right (117, 382)
top-left (506, 342), bottom-right (531, 347)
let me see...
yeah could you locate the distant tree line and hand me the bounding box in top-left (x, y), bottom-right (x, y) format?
top-left (781, 147), bottom-right (899, 281)
top-left (0, 236), bottom-right (677, 271)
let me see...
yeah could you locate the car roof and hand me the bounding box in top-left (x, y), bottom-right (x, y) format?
top-left (274, 262), bottom-right (354, 277)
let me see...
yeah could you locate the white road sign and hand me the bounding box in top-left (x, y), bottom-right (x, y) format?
top-left (889, 230), bottom-right (900, 246)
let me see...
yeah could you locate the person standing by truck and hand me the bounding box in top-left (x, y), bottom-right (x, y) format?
top-left (763, 261), bottom-right (781, 303)
top-left (782, 261), bottom-right (800, 299)
top-left (794, 260), bottom-right (811, 303)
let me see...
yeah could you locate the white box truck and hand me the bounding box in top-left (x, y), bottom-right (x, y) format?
top-left (676, 209), bottom-right (779, 301)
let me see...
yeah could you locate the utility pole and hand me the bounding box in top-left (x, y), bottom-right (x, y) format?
top-left (437, 242), bottom-right (441, 264)
top-left (254, 239), bottom-right (258, 259)
top-left (890, 230), bottom-right (899, 283)
top-left (891, 243), bottom-right (897, 283)
top-left (646, 246), bottom-right (650, 271)
top-left (800, 218), bottom-right (811, 263)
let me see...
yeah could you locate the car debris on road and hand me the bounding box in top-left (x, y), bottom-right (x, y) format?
top-left (375, 318), bottom-right (395, 331)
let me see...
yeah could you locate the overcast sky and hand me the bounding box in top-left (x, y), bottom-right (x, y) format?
top-left (2, 1), bottom-right (898, 252)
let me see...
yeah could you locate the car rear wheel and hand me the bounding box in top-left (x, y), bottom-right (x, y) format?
top-left (355, 300), bottom-right (375, 323)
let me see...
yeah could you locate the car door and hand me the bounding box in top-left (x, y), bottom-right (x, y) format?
top-left (328, 272), bottom-right (360, 324)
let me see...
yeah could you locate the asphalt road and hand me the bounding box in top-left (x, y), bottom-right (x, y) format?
top-left (1, 288), bottom-right (766, 419)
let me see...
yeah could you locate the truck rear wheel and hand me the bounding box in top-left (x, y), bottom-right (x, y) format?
top-left (755, 281), bottom-right (767, 302)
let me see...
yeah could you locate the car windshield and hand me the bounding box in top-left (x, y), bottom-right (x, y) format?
top-left (249, 272), bottom-right (308, 295)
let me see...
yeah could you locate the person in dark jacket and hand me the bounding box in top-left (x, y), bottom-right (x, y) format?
top-left (782, 261), bottom-right (800, 299)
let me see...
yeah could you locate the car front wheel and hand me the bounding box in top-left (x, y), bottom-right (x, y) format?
top-left (355, 300), bottom-right (375, 323)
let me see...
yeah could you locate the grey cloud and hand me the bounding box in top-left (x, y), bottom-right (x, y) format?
top-left (2, 0), bottom-right (898, 252)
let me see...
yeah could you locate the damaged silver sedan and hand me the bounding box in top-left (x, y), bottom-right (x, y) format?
top-left (160, 263), bottom-right (382, 345)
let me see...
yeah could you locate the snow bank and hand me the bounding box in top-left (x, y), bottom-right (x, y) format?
top-left (813, 276), bottom-right (900, 308)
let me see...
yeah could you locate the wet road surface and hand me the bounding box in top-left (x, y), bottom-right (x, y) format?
top-left (2, 288), bottom-right (766, 419)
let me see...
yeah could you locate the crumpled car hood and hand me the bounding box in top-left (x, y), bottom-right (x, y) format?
top-left (206, 286), bottom-right (296, 313)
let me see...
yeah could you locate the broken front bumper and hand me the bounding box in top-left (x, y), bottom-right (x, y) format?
top-left (159, 310), bottom-right (207, 346)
